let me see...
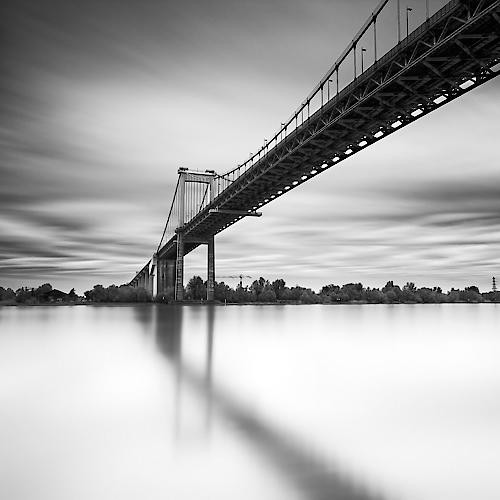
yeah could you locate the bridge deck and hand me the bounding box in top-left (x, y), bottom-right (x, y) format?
top-left (154, 0), bottom-right (499, 263)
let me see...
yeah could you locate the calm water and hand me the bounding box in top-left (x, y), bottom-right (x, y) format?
top-left (1, 304), bottom-right (499, 500)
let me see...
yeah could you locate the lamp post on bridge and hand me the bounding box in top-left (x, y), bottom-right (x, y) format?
top-left (361, 47), bottom-right (366, 73)
top-left (406, 7), bottom-right (413, 38)
top-left (397, 0), bottom-right (401, 43)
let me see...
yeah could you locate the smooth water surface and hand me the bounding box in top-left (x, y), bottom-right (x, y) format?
top-left (1, 304), bottom-right (499, 500)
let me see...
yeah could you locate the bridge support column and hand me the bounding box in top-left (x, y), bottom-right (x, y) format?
top-left (166, 259), bottom-right (176, 297)
top-left (157, 258), bottom-right (165, 295)
top-left (149, 255), bottom-right (157, 297)
top-left (207, 235), bottom-right (215, 301)
top-left (175, 233), bottom-right (184, 301)
top-left (156, 257), bottom-right (176, 299)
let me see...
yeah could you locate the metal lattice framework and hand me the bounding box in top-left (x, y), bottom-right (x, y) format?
top-left (130, 0), bottom-right (500, 291)
top-left (156, 169), bottom-right (217, 253)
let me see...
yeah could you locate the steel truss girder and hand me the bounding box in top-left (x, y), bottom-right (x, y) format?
top-left (152, 0), bottom-right (500, 264)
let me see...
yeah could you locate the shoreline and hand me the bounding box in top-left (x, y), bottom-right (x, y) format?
top-left (1, 300), bottom-right (498, 307)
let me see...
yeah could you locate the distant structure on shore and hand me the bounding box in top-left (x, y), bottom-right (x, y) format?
top-left (493, 277), bottom-right (497, 292)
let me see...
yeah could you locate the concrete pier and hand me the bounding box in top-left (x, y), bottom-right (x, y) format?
top-left (156, 257), bottom-right (176, 297)
top-left (157, 258), bottom-right (165, 294)
top-left (149, 255), bottom-right (157, 297)
top-left (166, 260), bottom-right (176, 296)
top-left (175, 233), bottom-right (184, 301)
top-left (207, 235), bottom-right (215, 301)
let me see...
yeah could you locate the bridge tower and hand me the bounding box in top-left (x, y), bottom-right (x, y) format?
top-left (174, 168), bottom-right (217, 301)
top-left (159, 168), bottom-right (217, 301)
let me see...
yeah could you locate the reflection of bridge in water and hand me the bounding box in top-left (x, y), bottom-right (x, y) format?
top-left (149, 305), bottom-right (385, 500)
top-left (130, 0), bottom-right (500, 300)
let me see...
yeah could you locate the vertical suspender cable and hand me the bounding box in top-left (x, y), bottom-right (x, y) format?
top-left (157, 176), bottom-right (181, 253)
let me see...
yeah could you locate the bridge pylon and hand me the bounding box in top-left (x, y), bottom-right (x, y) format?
top-left (172, 168), bottom-right (217, 301)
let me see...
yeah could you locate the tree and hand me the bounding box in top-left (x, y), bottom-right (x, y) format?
top-left (186, 276), bottom-right (206, 300)
top-left (259, 289), bottom-right (277, 302)
top-left (136, 287), bottom-right (152, 302)
top-left (320, 284), bottom-right (340, 296)
top-left (365, 288), bottom-right (385, 303)
top-left (384, 290), bottom-right (398, 303)
top-left (293, 286), bottom-right (310, 301)
top-left (234, 285), bottom-right (253, 303)
top-left (0, 287), bottom-right (15, 302)
top-left (117, 285), bottom-right (135, 302)
top-left (250, 277), bottom-right (267, 299)
top-left (447, 289), bottom-right (460, 303)
top-left (34, 283), bottom-right (53, 302)
top-left (85, 285), bottom-right (107, 302)
top-left (460, 286), bottom-right (483, 303)
top-left (280, 288), bottom-right (295, 301)
top-left (401, 282), bottom-right (420, 302)
top-left (271, 279), bottom-right (286, 299)
top-left (107, 285), bottom-right (120, 302)
top-left (299, 290), bottom-right (320, 304)
top-left (382, 281), bottom-right (402, 301)
top-left (417, 287), bottom-right (437, 303)
top-left (341, 283), bottom-right (365, 301)
top-left (214, 282), bottom-right (232, 302)
top-left (16, 287), bottom-right (35, 303)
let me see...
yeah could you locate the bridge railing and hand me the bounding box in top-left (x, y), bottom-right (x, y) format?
top-left (211, 0), bottom-right (451, 198)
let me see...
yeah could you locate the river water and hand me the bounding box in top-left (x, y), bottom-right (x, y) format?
top-left (0, 304), bottom-right (499, 500)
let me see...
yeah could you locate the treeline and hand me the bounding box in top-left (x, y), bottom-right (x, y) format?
top-left (2, 279), bottom-right (499, 305)
top-left (0, 283), bottom-right (151, 305)
top-left (0, 283), bottom-right (79, 304)
top-left (182, 276), bottom-right (500, 304)
top-left (83, 284), bottom-right (151, 303)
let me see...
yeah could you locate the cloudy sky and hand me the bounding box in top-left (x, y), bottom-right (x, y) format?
top-left (1, 0), bottom-right (499, 294)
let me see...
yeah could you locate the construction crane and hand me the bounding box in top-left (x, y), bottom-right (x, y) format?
top-left (217, 274), bottom-right (253, 288)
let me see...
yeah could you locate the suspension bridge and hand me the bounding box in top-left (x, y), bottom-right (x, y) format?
top-left (129, 0), bottom-right (500, 300)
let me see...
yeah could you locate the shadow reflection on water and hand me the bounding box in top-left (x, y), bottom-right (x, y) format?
top-left (147, 305), bottom-right (385, 500)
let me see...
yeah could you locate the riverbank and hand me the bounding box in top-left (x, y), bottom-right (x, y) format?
top-left (3, 299), bottom-right (499, 307)
top-left (4, 279), bottom-right (498, 307)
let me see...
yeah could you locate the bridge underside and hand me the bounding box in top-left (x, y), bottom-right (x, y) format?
top-left (131, 0), bottom-right (500, 300)
top-left (185, 0), bottom-right (500, 237)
